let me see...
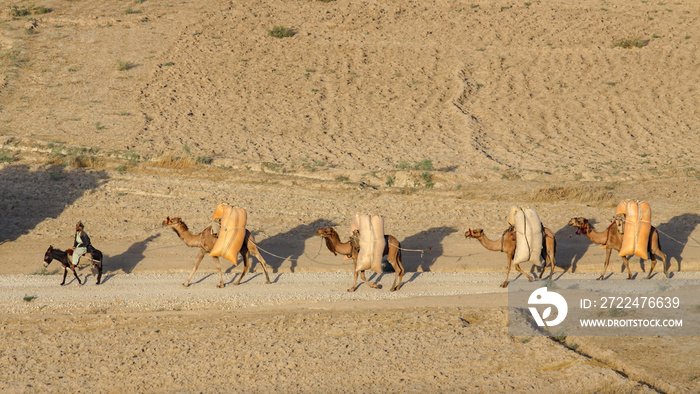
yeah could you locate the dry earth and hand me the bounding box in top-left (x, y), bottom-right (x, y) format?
top-left (1, 0), bottom-right (700, 392)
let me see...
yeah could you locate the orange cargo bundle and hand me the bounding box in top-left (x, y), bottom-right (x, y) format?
top-left (616, 200), bottom-right (651, 260)
top-left (209, 202), bottom-right (247, 265)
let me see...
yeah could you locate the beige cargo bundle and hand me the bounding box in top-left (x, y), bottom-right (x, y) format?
top-left (351, 213), bottom-right (386, 274)
top-left (508, 206), bottom-right (543, 265)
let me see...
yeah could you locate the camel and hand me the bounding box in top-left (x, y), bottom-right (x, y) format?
top-left (568, 217), bottom-right (667, 280)
top-left (162, 217), bottom-right (271, 287)
top-left (315, 227), bottom-right (404, 292)
top-left (465, 226), bottom-right (556, 287)
top-left (465, 228), bottom-right (521, 288)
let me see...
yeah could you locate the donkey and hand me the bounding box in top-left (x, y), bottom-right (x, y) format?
top-left (43, 245), bottom-right (103, 285)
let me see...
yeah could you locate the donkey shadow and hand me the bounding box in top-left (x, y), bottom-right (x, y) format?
top-left (655, 213), bottom-right (700, 274)
top-left (240, 219), bottom-right (332, 274)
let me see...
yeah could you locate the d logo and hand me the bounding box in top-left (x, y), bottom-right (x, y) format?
top-left (528, 287), bottom-right (568, 327)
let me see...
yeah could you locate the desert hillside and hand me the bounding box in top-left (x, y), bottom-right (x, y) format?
top-left (1, 2), bottom-right (699, 392)
top-left (0, 0), bottom-right (699, 274)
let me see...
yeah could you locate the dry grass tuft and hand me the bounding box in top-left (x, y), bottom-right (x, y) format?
top-left (152, 154), bottom-right (197, 169)
top-left (528, 185), bottom-right (616, 207)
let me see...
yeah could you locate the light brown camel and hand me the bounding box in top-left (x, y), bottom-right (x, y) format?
top-left (315, 227), bottom-right (404, 292)
top-left (465, 226), bottom-right (556, 287)
top-left (465, 228), bottom-right (522, 288)
top-left (568, 217), bottom-right (667, 280)
top-left (162, 217), bottom-right (271, 287)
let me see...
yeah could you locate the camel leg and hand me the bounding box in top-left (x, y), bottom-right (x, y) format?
top-left (390, 251), bottom-right (404, 291)
top-left (515, 264), bottom-right (534, 282)
top-left (183, 250), bottom-right (206, 287)
top-left (249, 244), bottom-right (271, 284)
top-left (598, 248), bottom-right (613, 280)
top-left (621, 256), bottom-right (633, 280)
top-left (658, 249), bottom-right (669, 277)
top-left (348, 270), bottom-right (360, 292)
top-left (501, 257), bottom-right (513, 288)
top-left (234, 252), bottom-right (250, 285)
top-left (549, 251), bottom-right (556, 279)
top-left (213, 256), bottom-right (224, 288)
top-left (360, 270), bottom-right (379, 289)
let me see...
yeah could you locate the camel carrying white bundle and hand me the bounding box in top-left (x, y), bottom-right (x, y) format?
top-left (508, 206), bottom-right (543, 265)
top-left (351, 213), bottom-right (386, 274)
top-left (209, 203), bottom-right (247, 266)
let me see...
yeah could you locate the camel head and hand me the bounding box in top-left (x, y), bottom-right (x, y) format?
top-left (315, 227), bottom-right (336, 239)
top-left (316, 227), bottom-right (340, 255)
top-left (567, 217), bottom-right (588, 229)
top-left (162, 217), bottom-right (184, 227)
top-left (465, 228), bottom-right (484, 239)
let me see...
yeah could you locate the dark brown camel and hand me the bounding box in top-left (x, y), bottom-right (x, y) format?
top-left (43, 245), bottom-right (103, 285)
top-left (568, 217), bottom-right (667, 280)
top-left (162, 217), bottom-right (271, 287)
top-left (315, 227), bottom-right (404, 292)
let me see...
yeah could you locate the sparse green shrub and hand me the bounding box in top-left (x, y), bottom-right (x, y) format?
top-left (336, 175), bottom-right (350, 182)
top-left (23, 295), bottom-right (37, 302)
top-left (9, 6), bottom-right (30, 17)
top-left (268, 26), bottom-right (295, 38)
top-left (419, 172), bottom-right (434, 188)
top-left (31, 268), bottom-right (53, 275)
top-left (196, 156), bottom-right (213, 165)
top-left (125, 8), bottom-right (143, 14)
top-left (116, 60), bottom-right (133, 71)
top-left (0, 149), bottom-right (15, 163)
top-left (262, 162), bottom-right (283, 172)
top-left (49, 171), bottom-right (66, 181)
top-left (413, 159), bottom-right (433, 171)
top-left (385, 176), bottom-right (395, 187)
top-left (613, 36), bottom-right (645, 49)
top-left (32, 6), bottom-right (51, 14)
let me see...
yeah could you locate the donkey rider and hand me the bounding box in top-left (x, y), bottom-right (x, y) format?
top-left (72, 221), bottom-right (94, 267)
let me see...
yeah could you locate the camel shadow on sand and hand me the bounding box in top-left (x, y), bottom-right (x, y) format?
top-left (395, 227), bottom-right (458, 285)
top-left (651, 213), bottom-right (699, 276)
top-left (101, 234), bottom-right (161, 283)
top-left (0, 165), bottom-right (107, 245)
top-left (233, 219), bottom-right (332, 276)
top-left (553, 222), bottom-right (593, 276)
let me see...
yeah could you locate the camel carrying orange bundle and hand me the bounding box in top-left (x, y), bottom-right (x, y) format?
top-left (508, 206), bottom-right (543, 266)
top-left (209, 202), bottom-right (247, 265)
top-left (350, 213), bottom-right (386, 274)
top-left (615, 200), bottom-right (651, 260)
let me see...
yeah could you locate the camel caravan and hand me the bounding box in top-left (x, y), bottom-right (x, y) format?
top-left (45, 200), bottom-right (669, 289)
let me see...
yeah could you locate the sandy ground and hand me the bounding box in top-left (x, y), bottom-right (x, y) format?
top-left (2, 272), bottom-right (699, 393)
top-left (1, 0), bottom-right (700, 392)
